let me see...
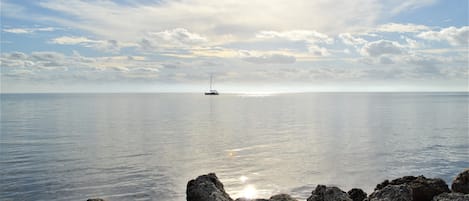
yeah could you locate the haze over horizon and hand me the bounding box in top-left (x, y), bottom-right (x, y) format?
top-left (1, 0), bottom-right (468, 93)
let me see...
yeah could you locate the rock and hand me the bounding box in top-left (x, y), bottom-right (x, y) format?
top-left (432, 192), bottom-right (469, 201)
top-left (87, 199), bottom-right (106, 201)
top-left (375, 180), bottom-right (390, 191)
top-left (307, 185), bottom-right (352, 201)
top-left (187, 173), bottom-right (233, 201)
top-left (270, 194), bottom-right (297, 201)
top-left (375, 175), bottom-right (450, 201)
top-left (452, 169), bottom-right (469, 194)
top-left (348, 188), bottom-right (367, 201)
top-left (234, 198), bottom-right (269, 201)
top-left (234, 194), bottom-right (296, 201)
top-left (367, 184), bottom-right (413, 201)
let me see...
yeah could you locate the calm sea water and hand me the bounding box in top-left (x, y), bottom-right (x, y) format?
top-left (1, 92), bottom-right (468, 201)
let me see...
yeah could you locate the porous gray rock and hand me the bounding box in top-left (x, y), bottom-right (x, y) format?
top-left (269, 194), bottom-right (297, 201)
top-left (367, 184), bottom-right (413, 201)
top-left (348, 188), bottom-right (367, 201)
top-left (307, 185), bottom-right (352, 201)
top-left (234, 198), bottom-right (269, 201)
top-left (234, 194), bottom-right (296, 201)
top-left (432, 192), bottom-right (469, 201)
top-left (452, 169), bottom-right (469, 194)
top-left (375, 175), bottom-right (450, 201)
top-left (187, 173), bottom-right (233, 201)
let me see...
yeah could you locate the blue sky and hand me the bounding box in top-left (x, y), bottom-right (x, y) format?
top-left (1, 0), bottom-right (468, 93)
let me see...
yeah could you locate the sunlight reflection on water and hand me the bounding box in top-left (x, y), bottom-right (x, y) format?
top-left (1, 93), bottom-right (468, 201)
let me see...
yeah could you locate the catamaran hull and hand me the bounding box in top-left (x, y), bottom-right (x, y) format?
top-left (204, 92), bottom-right (219, 95)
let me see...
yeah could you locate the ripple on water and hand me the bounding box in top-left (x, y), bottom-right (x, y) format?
top-left (1, 93), bottom-right (468, 201)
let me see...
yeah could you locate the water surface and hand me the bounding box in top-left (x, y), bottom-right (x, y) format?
top-left (1, 92), bottom-right (468, 200)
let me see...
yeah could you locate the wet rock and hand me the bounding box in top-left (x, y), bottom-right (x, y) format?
top-left (452, 169), bottom-right (469, 194)
top-left (307, 185), bottom-right (352, 201)
top-left (348, 188), bottom-right (367, 201)
top-left (187, 173), bottom-right (233, 201)
top-left (432, 192), bottom-right (469, 201)
top-left (270, 194), bottom-right (297, 201)
top-left (375, 175), bottom-right (450, 201)
top-left (367, 184), bottom-right (413, 201)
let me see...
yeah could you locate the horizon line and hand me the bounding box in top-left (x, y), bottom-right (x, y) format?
top-left (1, 90), bottom-right (468, 95)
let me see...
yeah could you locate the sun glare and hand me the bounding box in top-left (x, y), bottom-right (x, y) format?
top-left (239, 175), bottom-right (248, 183)
top-left (240, 185), bottom-right (257, 199)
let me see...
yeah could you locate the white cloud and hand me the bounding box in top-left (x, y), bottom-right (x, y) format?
top-left (3, 28), bottom-right (32, 34)
top-left (4, 69), bottom-right (35, 77)
top-left (377, 23), bottom-right (430, 33)
top-left (34, 0), bottom-right (391, 42)
top-left (148, 28), bottom-right (207, 44)
top-left (402, 54), bottom-right (442, 67)
top-left (256, 30), bottom-right (333, 44)
top-left (360, 40), bottom-right (404, 57)
top-left (51, 36), bottom-right (134, 53)
top-left (30, 51), bottom-right (65, 62)
top-left (51, 36), bottom-right (97, 45)
top-left (417, 26), bottom-right (469, 46)
top-left (3, 27), bottom-right (57, 34)
top-left (339, 33), bottom-right (367, 46)
top-left (402, 37), bottom-right (422, 49)
top-left (307, 45), bottom-right (331, 56)
top-left (4, 1), bottom-right (468, 90)
top-left (1, 51), bottom-right (158, 74)
top-left (142, 28), bottom-right (208, 49)
top-left (5, 52), bottom-right (28, 60)
top-left (240, 51), bottom-right (296, 64)
top-left (1, 52), bottom-right (34, 68)
top-left (388, 0), bottom-right (437, 14)
top-left (256, 30), bottom-right (333, 56)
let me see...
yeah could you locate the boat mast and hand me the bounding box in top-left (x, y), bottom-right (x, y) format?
top-left (210, 74), bottom-right (213, 91)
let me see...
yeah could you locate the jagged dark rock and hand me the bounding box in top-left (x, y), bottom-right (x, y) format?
top-left (452, 169), bottom-right (469, 194)
top-left (185, 172), bottom-right (465, 201)
top-left (187, 173), bottom-right (233, 201)
top-left (432, 192), bottom-right (469, 201)
top-left (306, 185), bottom-right (352, 201)
top-left (374, 175), bottom-right (450, 201)
top-left (86, 199), bottom-right (106, 201)
top-left (269, 193), bottom-right (297, 201)
top-left (348, 188), bottom-right (367, 201)
top-left (234, 194), bottom-right (296, 201)
top-left (375, 180), bottom-right (390, 191)
top-left (234, 198), bottom-right (269, 201)
top-left (367, 184), bottom-right (413, 201)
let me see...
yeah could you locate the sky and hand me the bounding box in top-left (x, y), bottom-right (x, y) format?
top-left (0, 0), bottom-right (468, 93)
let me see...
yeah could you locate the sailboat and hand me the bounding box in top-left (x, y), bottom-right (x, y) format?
top-left (204, 74), bottom-right (219, 95)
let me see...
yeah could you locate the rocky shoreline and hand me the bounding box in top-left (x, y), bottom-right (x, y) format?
top-left (89, 169), bottom-right (469, 201)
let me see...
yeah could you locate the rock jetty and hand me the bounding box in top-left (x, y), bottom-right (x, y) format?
top-left (186, 170), bottom-right (469, 201)
top-left (87, 169), bottom-right (469, 201)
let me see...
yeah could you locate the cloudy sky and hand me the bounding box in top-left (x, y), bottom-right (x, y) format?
top-left (1, 0), bottom-right (468, 93)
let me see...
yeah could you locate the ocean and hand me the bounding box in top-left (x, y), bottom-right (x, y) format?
top-left (1, 92), bottom-right (468, 200)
